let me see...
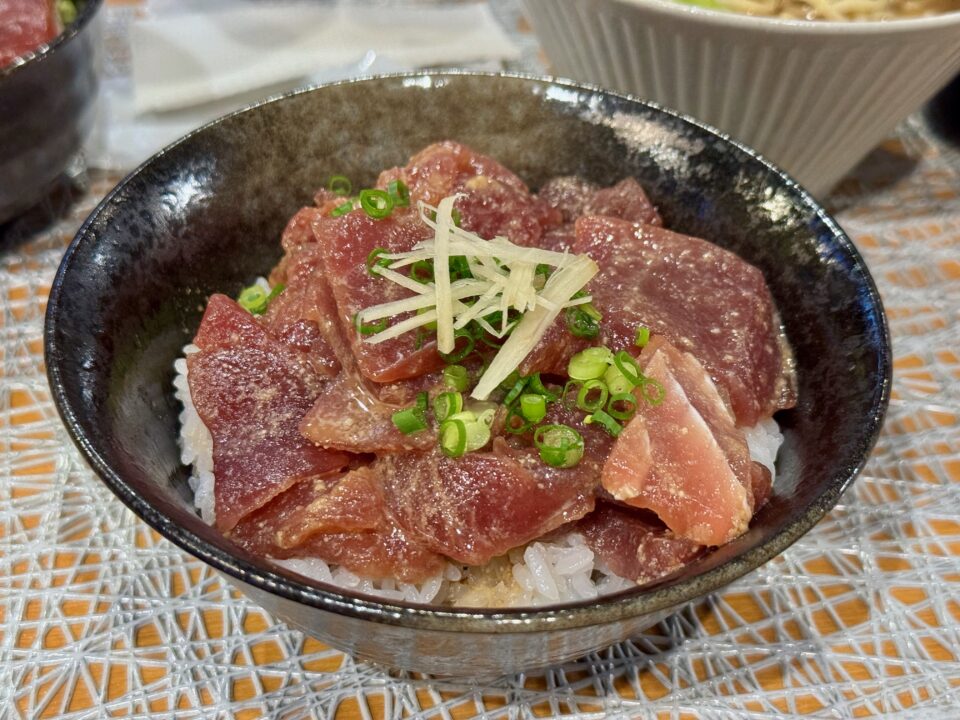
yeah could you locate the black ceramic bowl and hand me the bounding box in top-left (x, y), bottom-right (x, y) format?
top-left (0, 0), bottom-right (103, 224)
top-left (45, 73), bottom-right (891, 676)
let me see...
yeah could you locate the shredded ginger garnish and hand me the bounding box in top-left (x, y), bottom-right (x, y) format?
top-left (355, 195), bottom-right (599, 400)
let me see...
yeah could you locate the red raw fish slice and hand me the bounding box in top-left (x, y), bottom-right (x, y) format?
top-left (537, 176), bottom-right (661, 227)
top-left (602, 342), bottom-right (753, 545)
top-left (573, 216), bottom-right (796, 426)
top-left (578, 503), bottom-right (702, 584)
top-left (537, 176), bottom-right (597, 223)
top-left (644, 337), bottom-right (760, 509)
top-left (522, 177), bottom-right (663, 373)
top-left (188, 295), bottom-right (349, 532)
top-left (300, 370), bottom-right (434, 454)
top-left (229, 468), bottom-right (382, 550)
top-left (311, 209), bottom-right (444, 383)
top-left (0, 0), bottom-right (58, 67)
top-left (378, 141), bottom-right (561, 246)
top-left (231, 474), bottom-right (445, 584)
top-left (381, 444), bottom-right (596, 566)
top-left (263, 253), bottom-right (341, 379)
top-left (584, 178), bottom-right (662, 226)
top-left (294, 527), bottom-right (447, 583)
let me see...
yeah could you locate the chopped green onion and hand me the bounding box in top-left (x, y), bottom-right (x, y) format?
top-left (499, 370), bottom-right (521, 391)
top-left (439, 328), bottom-right (475, 363)
top-left (607, 392), bottom-right (638, 420)
top-left (331, 200), bottom-right (354, 217)
top-left (410, 259), bottom-right (434, 283)
top-left (446, 411), bottom-right (477, 423)
top-left (528, 372), bottom-right (559, 401)
top-left (328, 175), bottom-right (352, 196)
top-left (635, 326), bottom-right (651, 348)
top-left (449, 255), bottom-right (471, 279)
top-left (416, 391), bottom-right (429, 412)
top-left (439, 419), bottom-right (468, 458)
top-left (587, 409), bottom-right (623, 437)
top-left (561, 380), bottom-right (582, 409)
top-left (576, 379), bottom-right (609, 413)
top-left (354, 313), bottom-right (388, 336)
top-left (464, 419), bottom-right (491, 452)
top-left (638, 378), bottom-right (666, 406)
top-left (416, 306), bottom-right (438, 331)
top-left (237, 282), bottom-right (285, 315)
top-left (503, 376), bottom-right (530, 407)
top-left (565, 305), bottom-right (601, 339)
top-left (580, 302), bottom-right (602, 322)
top-left (386, 179), bottom-right (410, 207)
top-left (392, 407), bottom-right (428, 435)
top-left (451, 208), bottom-right (462, 227)
top-left (613, 350), bottom-right (644, 387)
top-left (359, 189), bottom-right (395, 219)
top-left (534, 263), bottom-right (552, 290)
top-left (520, 393), bottom-right (547, 423)
top-left (57, 0), bottom-right (78, 25)
top-left (505, 405), bottom-right (532, 435)
top-left (433, 391), bottom-right (463, 423)
top-left (443, 365), bottom-right (470, 392)
top-left (366, 246), bottom-right (391, 275)
top-left (568, 347), bottom-right (613, 381)
top-left (533, 424), bottom-right (584, 468)
top-left (603, 364), bottom-right (633, 395)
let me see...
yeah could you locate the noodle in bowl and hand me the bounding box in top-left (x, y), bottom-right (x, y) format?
top-left (521, 0), bottom-right (960, 195)
top-left (687, 0), bottom-right (960, 22)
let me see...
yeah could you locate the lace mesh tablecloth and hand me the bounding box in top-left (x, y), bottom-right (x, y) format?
top-left (3, 9), bottom-right (960, 720)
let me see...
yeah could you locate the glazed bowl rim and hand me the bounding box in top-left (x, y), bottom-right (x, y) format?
top-left (0, 0), bottom-right (103, 81)
top-left (45, 70), bottom-right (892, 634)
top-left (609, 0), bottom-right (960, 33)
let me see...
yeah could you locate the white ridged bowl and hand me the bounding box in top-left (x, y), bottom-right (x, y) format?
top-left (520, 0), bottom-right (960, 196)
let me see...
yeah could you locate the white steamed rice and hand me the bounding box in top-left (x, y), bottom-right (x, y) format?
top-left (173, 348), bottom-right (783, 607)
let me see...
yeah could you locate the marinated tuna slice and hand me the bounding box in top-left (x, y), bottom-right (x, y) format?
top-left (538, 176), bottom-right (662, 226)
top-left (574, 216), bottom-right (796, 426)
top-left (645, 337), bottom-right (761, 510)
top-left (230, 472), bottom-right (445, 583)
top-left (601, 340), bottom-right (753, 546)
top-left (279, 206), bottom-right (324, 252)
top-left (0, 0), bottom-right (58, 68)
top-left (381, 443), bottom-right (596, 566)
top-left (578, 503), bottom-right (702, 584)
top-left (522, 178), bottom-right (665, 374)
top-left (378, 141), bottom-right (562, 246)
top-left (498, 400), bottom-right (614, 479)
top-left (751, 465), bottom-right (773, 511)
top-left (584, 178), bottom-right (662, 226)
top-left (537, 176), bottom-right (597, 223)
top-left (295, 526), bottom-right (447, 583)
top-left (519, 322), bottom-right (590, 376)
top-left (228, 468), bottom-right (381, 550)
top-left (262, 250), bottom-right (340, 379)
top-left (188, 294), bottom-right (349, 532)
top-left (311, 208), bottom-right (444, 383)
top-left (300, 369), bottom-right (434, 454)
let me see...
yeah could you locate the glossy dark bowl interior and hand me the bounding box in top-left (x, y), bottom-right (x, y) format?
top-left (45, 73), bottom-right (891, 676)
top-left (0, 0), bottom-right (103, 224)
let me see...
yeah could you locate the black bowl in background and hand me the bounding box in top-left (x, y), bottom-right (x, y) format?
top-left (0, 0), bottom-right (103, 224)
top-left (44, 73), bottom-right (891, 676)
